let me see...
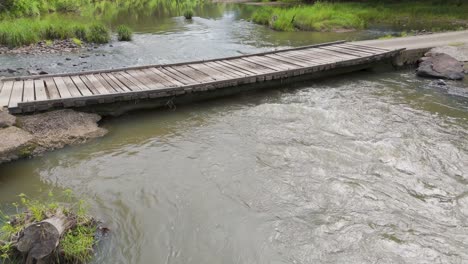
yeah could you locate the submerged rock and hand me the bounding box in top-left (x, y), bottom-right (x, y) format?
top-left (417, 52), bottom-right (464, 80)
top-left (17, 109), bottom-right (107, 151)
top-left (0, 126), bottom-right (35, 163)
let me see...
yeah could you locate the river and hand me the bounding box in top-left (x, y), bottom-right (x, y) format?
top-left (1, 2), bottom-right (468, 264)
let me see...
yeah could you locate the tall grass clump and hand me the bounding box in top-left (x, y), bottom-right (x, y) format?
top-left (116, 24), bottom-right (132, 41)
top-left (85, 23), bottom-right (110, 43)
top-left (184, 9), bottom-right (193, 19)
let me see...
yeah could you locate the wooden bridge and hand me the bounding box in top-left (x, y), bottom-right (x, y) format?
top-left (0, 41), bottom-right (402, 114)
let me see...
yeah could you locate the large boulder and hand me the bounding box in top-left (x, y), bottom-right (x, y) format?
top-left (16, 109), bottom-right (107, 151)
top-left (417, 52), bottom-right (465, 80)
top-left (0, 126), bottom-right (35, 163)
top-left (0, 107), bottom-right (16, 128)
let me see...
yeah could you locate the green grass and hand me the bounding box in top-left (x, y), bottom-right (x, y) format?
top-left (0, 191), bottom-right (99, 263)
top-left (116, 24), bottom-right (133, 41)
top-left (0, 18), bottom-right (110, 47)
top-left (61, 225), bottom-right (97, 263)
top-left (251, 1), bottom-right (468, 32)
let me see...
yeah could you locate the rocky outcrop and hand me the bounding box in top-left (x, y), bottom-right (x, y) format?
top-left (0, 108), bottom-right (107, 164)
top-left (0, 108), bottom-right (16, 128)
top-left (0, 126), bottom-right (35, 163)
top-left (417, 52), bottom-right (465, 80)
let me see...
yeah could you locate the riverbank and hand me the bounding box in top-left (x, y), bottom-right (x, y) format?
top-left (250, 1), bottom-right (468, 32)
top-left (0, 108), bottom-right (106, 164)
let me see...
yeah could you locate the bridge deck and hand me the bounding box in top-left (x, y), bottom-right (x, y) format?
top-left (0, 41), bottom-right (402, 114)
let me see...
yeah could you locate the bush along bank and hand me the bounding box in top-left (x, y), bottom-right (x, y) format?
top-left (251, 1), bottom-right (468, 32)
top-left (0, 191), bottom-right (109, 263)
top-left (0, 18), bottom-right (110, 48)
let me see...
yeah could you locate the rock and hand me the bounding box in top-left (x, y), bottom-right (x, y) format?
top-left (464, 63), bottom-right (468, 74)
top-left (28, 70), bottom-right (40, 75)
top-left (65, 58), bottom-right (72, 61)
top-left (430, 45), bottom-right (468, 62)
top-left (436, 79), bottom-right (447, 86)
top-left (39, 71), bottom-right (48, 75)
top-left (79, 54), bottom-right (90, 58)
top-left (0, 108), bottom-right (16, 128)
top-left (0, 126), bottom-right (35, 163)
top-left (7, 68), bottom-right (17, 74)
top-left (417, 53), bottom-right (464, 80)
top-left (17, 109), bottom-right (107, 151)
top-left (57, 62), bottom-right (64, 66)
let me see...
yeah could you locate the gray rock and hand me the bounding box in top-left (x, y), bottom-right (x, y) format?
top-left (0, 126), bottom-right (35, 163)
top-left (39, 71), bottom-right (48, 75)
top-left (17, 109), bottom-right (107, 151)
top-left (28, 70), bottom-right (40, 75)
top-left (417, 53), bottom-right (464, 80)
top-left (65, 58), bottom-right (72, 61)
top-left (430, 45), bottom-right (468, 62)
top-left (0, 108), bottom-right (16, 128)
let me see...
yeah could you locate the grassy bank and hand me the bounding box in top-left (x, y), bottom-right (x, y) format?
top-left (0, 0), bottom-right (200, 48)
top-left (0, 18), bottom-right (110, 47)
top-left (251, 1), bottom-right (468, 32)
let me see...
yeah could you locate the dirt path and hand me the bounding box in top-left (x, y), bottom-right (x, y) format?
top-left (356, 30), bottom-right (468, 50)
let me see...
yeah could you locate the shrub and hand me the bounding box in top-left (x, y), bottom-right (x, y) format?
top-left (85, 23), bottom-right (110, 44)
top-left (184, 9), bottom-right (193, 20)
top-left (116, 24), bottom-right (132, 41)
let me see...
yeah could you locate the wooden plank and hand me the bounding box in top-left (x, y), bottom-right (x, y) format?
top-left (62, 76), bottom-right (82, 97)
top-left (346, 43), bottom-right (389, 52)
top-left (148, 68), bottom-right (184, 87)
top-left (204, 61), bottom-right (247, 78)
top-left (142, 68), bottom-right (177, 88)
top-left (8, 81), bottom-right (24, 108)
top-left (190, 63), bottom-right (232, 80)
top-left (0, 81), bottom-right (14, 107)
top-left (80, 75), bottom-right (101, 95)
top-left (221, 60), bottom-right (265, 75)
top-left (255, 55), bottom-right (302, 69)
top-left (281, 50), bottom-right (336, 63)
top-left (287, 50), bottom-right (340, 63)
top-left (86, 74), bottom-right (111, 94)
top-left (318, 46), bottom-right (363, 59)
top-left (44, 78), bottom-right (61, 99)
top-left (34, 80), bottom-right (47, 101)
top-left (165, 67), bottom-right (199, 85)
top-left (120, 71), bottom-right (149, 90)
top-left (23, 80), bottom-right (35, 102)
top-left (174, 65), bottom-right (215, 83)
top-left (337, 43), bottom-right (380, 55)
top-left (111, 72), bottom-right (141, 91)
top-left (331, 44), bottom-right (376, 56)
top-left (70, 76), bottom-right (93, 96)
top-left (232, 58), bottom-right (275, 74)
top-left (127, 70), bottom-right (164, 90)
top-left (242, 56), bottom-right (290, 71)
top-left (265, 54), bottom-right (311, 67)
top-left (159, 67), bottom-right (196, 86)
top-left (53, 77), bottom-right (72, 98)
top-left (101, 73), bottom-right (130, 92)
top-left (94, 74), bottom-right (120, 93)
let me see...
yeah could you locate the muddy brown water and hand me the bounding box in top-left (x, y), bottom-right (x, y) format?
top-left (1, 2), bottom-right (468, 264)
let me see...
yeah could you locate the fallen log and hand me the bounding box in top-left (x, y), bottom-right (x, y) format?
top-left (16, 212), bottom-right (75, 264)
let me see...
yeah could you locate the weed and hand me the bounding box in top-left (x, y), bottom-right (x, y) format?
top-left (116, 25), bottom-right (132, 41)
top-left (184, 9), bottom-right (193, 19)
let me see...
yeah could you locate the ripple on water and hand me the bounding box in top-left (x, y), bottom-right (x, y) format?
top-left (0, 71), bottom-right (467, 263)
